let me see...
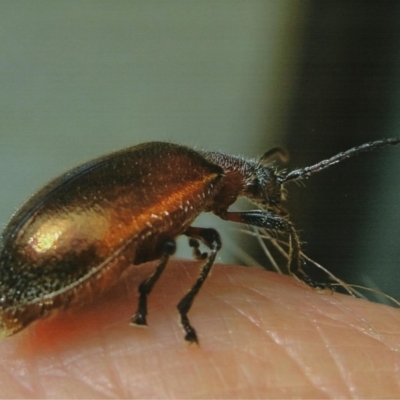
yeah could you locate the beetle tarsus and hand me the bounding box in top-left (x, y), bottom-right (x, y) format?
top-left (181, 313), bottom-right (198, 344)
top-left (294, 271), bottom-right (333, 291)
top-left (131, 312), bottom-right (147, 326)
top-left (188, 238), bottom-right (208, 260)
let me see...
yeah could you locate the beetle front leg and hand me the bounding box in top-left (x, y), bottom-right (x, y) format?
top-left (219, 210), bottom-right (316, 279)
top-left (219, 210), bottom-right (331, 289)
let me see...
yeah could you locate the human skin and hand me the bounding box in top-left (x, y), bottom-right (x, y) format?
top-left (0, 260), bottom-right (399, 399)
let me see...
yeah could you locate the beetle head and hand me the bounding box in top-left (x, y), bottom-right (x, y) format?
top-left (243, 154), bottom-right (286, 212)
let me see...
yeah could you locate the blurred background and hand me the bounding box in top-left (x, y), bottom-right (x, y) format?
top-left (0, 1), bottom-right (399, 302)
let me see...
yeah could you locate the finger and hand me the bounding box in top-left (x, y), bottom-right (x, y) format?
top-left (0, 261), bottom-right (399, 398)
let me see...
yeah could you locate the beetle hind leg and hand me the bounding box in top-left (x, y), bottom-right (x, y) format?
top-left (131, 239), bottom-right (176, 327)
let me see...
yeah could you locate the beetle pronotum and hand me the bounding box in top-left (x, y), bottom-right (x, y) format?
top-left (0, 139), bottom-right (399, 343)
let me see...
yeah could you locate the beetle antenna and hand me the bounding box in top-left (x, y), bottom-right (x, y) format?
top-left (278, 138), bottom-right (400, 184)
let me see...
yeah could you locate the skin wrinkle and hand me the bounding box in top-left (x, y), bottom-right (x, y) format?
top-left (122, 370), bottom-right (153, 399)
top-left (134, 349), bottom-right (182, 397)
top-left (307, 299), bottom-right (400, 397)
top-left (119, 366), bottom-right (155, 397)
top-left (395, 364), bottom-right (400, 396)
top-left (211, 356), bottom-right (236, 396)
top-left (227, 274), bottom-right (400, 397)
top-left (307, 316), bottom-right (353, 398)
top-left (163, 350), bottom-right (206, 398)
top-left (162, 289), bottom-right (260, 398)
top-left (209, 287), bottom-right (271, 343)
top-left (38, 370), bottom-right (70, 399)
top-left (282, 308), bottom-right (349, 398)
top-left (98, 330), bottom-right (126, 399)
top-left (317, 294), bottom-right (400, 353)
top-left (47, 377), bottom-right (106, 399)
top-left (194, 287), bottom-right (234, 346)
top-left (246, 274), bottom-right (395, 353)
top-left (2, 381), bottom-right (30, 398)
top-left (191, 296), bottom-right (250, 398)
top-left (29, 341), bottom-right (46, 398)
top-left (221, 364), bottom-right (256, 398)
top-left (103, 343), bottom-right (149, 398)
top-left (60, 341), bottom-right (103, 367)
top-left (46, 338), bottom-right (118, 398)
top-left (264, 325), bottom-right (328, 397)
top-left (105, 342), bottom-right (158, 397)
top-left (18, 340), bottom-right (55, 398)
top-left (189, 355), bottom-right (213, 398)
top-left (295, 289), bottom-right (400, 395)
top-left (201, 348), bottom-right (251, 398)
top-left (1, 360), bottom-right (33, 398)
top-left (212, 286), bottom-right (326, 396)
top-left (69, 377), bottom-right (111, 399)
top-left (2, 262), bottom-right (400, 398)
top-left (232, 277), bottom-right (332, 333)
top-left (319, 296), bottom-right (382, 330)
top-left (387, 306), bottom-right (400, 325)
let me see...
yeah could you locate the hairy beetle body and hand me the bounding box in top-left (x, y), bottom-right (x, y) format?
top-left (1, 138), bottom-right (399, 342)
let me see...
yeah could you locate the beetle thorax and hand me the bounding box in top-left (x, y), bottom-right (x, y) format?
top-left (200, 150), bottom-right (283, 212)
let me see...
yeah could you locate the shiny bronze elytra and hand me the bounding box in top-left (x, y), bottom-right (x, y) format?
top-left (0, 139), bottom-right (399, 343)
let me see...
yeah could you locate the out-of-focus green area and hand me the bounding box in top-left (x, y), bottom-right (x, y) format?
top-left (0, 1), bottom-right (399, 301)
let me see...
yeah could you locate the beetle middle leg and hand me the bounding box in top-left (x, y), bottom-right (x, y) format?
top-left (131, 239), bottom-right (176, 326)
top-left (179, 226), bottom-right (222, 344)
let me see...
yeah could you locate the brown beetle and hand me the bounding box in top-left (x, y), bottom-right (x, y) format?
top-left (0, 139), bottom-right (399, 343)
